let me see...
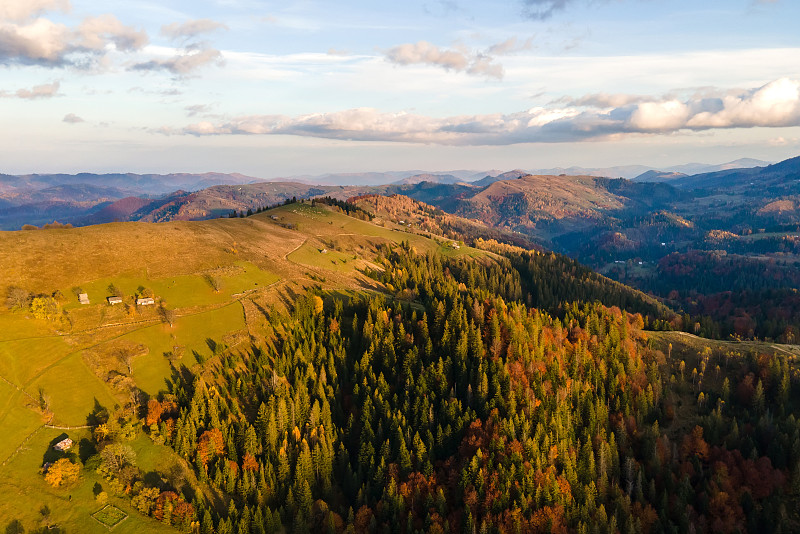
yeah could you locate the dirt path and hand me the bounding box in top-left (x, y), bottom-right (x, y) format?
top-left (282, 232), bottom-right (361, 262)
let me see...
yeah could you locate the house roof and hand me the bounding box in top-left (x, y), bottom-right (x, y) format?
top-left (53, 437), bottom-right (73, 451)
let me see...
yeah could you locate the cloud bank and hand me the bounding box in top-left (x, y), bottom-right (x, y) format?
top-left (0, 4), bottom-right (220, 76)
top-left (0, 0), bottom-right (69, 23)
top-left (167, 78), bottom-right (800, 145)
top-left (0, 1), bottom-right (147, 67)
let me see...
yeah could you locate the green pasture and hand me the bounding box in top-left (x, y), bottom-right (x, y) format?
top-left (128, 301), bottom-right (246, 395)
top-left (0, 312), bottom-right (52, 341)
top-left (271, 203), bottom-right (485, 263)
top-left (66, 261), bottom-right (278, 311)
top-left (0, 382), bottom-right (44, 463)
top-left (0, 428), bottom-right (176, 534)
top-left (288, 242), bottom-right (358, 272)
top-left (0, 335), bottom-right (73, 389)
top-left (30, 352), bottom-right (120, 427)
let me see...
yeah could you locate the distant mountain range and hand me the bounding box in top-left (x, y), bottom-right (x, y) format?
top-left (269, 158), bottom-right (772, 186)
top-left (0, 156), bottom-right (784, 230)
top-left (0, 172), bottom-right (265, 229)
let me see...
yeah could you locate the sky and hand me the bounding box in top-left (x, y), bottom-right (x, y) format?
top-left (1, 0), bottom-right (800, 178)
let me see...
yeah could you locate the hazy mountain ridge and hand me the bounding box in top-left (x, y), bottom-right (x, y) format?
top-left (669, 155), bottom-right (800, 191)
top-left (0, 172), bottom-right (266, 229)
top-left (631, 170), bottom-right (688, 182)
top-left (0, 156), bottom-right (786, 230)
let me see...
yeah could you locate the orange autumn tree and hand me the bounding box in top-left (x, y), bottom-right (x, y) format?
top-left (242, 453), bottom-right (259, 472)
top-left (146, 399), bottom-right (164, 426)
top-left (197, 428), bottom-right (225, 466)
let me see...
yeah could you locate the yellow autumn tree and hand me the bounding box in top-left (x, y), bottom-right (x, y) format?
top-left (30, 296), bottom-right (60, 321)
top-left (44, 458), bottom-right (80, 487)
top-left (312, 295), bottom-right (324, 315)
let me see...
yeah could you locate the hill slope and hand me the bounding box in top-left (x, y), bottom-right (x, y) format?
top-left (1, 200), bottom-right (798, 533)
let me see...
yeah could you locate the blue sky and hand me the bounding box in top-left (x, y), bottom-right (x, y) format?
top-left (1, 0), bottom-right (799, 177)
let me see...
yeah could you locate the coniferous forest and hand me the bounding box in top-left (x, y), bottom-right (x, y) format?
top-left (124, 243), bottom-right (800, 534)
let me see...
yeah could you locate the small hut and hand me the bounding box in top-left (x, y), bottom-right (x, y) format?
top-left (53, 437), bottom-right (73, 452)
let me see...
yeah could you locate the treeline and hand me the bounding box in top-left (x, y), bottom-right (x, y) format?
top-left (312, 197), bottom-right (374, 221)
top-left (472, 239), bottom-right (673, 326)
top-left (626, 251), bottom-right (800, 341)
top-left (118, 244), bottom-right (800, 533)
top-left (227, 197), bottom-right (302, 219)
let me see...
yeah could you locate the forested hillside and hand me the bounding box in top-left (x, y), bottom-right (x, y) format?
top-left (128, 243), bottom-right (799, 533)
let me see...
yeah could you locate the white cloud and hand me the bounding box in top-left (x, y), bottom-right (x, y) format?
top-left (0, 0), bottom-right (69, 22)
top-left (76, 14), bottom-right (148, 52)
top-left (131, 46), bottom-right (223, 75)
top-left (161, 19), bottom-right (227, 40)
top-left (559, 93), bottom-right (649, 108)
top-left (326, 48), bottom-right (349, 56)
top-left (185, 103), bottom-right (214, 116)
top-left (131, 18), bottom-right (227, 76)
top-left (63, 113), bottom-right (83, 123)
top-left (162, 78), bottom-right (800, 146)
top-left (629, 100), bottom-right (690, 131)
top-left (687, 78), bottom-right (800, 128)
top-left (487, 37), bottom-right (533, 56)
top-left (386, 41), bottom-right (469, 70)
top-left (0, 18), bottom-right (71, 64)
top-left (0, 81), bottom-right (61, 99)
top-left (385, 41), bottom-right (504, 79)
top-left (0, 11), bottom-right (147, 67)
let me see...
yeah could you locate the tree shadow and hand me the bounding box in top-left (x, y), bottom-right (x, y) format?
top-left (142, 470), bottom-right (165, 489)
top-left (251, 299), bottom-right (271, 321)
top-left (165, 363), bottom-right (195, 395)
top-left (86, 398), bottom-right (109, 426)
top-left (42, 432), bottom-right (70, 465)
top-left (78, 438), bottom-right (96, 464)
top-left (276, 285), bottom-right (301, 310)
top-left (167, 463), bottom-right (195, 502)
top-left (5, 520), bottom-right (24, 534)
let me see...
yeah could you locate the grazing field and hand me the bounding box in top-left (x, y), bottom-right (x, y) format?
top-left (0, 334), bottom-right (73, 387)
top-left (0, 382), bottom-right (44, 463)
top-left (31, 352), bottom-right (120, 426)
top-left (288, 240), bottom-right (361, 272)
top-left (0, 428), bottom-right (176, 534)
top-left (0, 217), bottom-right (300, 293)
top-left (128, 300), bottom-right (247, 394)
top-left (275, 203), bottom-right (486, 273)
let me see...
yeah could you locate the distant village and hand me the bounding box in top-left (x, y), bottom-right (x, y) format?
top-left (77, 292), bottom-right (156, 307)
